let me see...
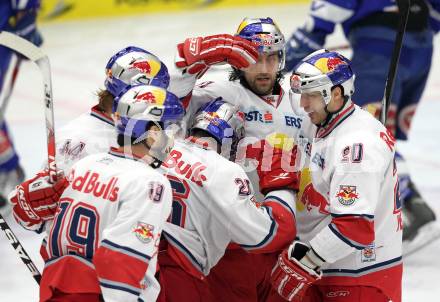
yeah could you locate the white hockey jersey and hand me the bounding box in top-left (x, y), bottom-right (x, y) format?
top-left (40, 149), bottom-right (173, 302)
top-left (12, 106), bottom-right (117, 233)
top-left (55, 105), bottom-right (116, 173)
top-left (179, 78), bottom-right (303, 198)
top-left (160, 139), bottom-right (296, 277)
top-left (295, 101), bottom-right (402, 300)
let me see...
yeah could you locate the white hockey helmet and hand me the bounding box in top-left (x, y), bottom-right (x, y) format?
top-left (290, 49), bottom-right (355, 104)
top-left (235, 17), bottom-right (286, 71)
top-left (190, 98), bottom-right (245, 159)
top-left (105, 46), bottom-right (169, 97)
top-left (113, 84), bottom-right (185, 165)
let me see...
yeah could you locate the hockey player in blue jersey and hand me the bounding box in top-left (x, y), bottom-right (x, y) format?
top-left (0, 0), bottom-right (43, 213)
top-left (284, 0), bottom-right (440, 252)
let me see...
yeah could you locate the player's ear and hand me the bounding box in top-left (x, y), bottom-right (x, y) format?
top-left (331, 85), bottom-right (343, 99)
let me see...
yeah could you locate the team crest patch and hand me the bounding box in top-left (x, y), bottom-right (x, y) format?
top-left (361, 244), bottom-right (376, 263)
top-left (335, 185), bottom-right (359, 206)
top-left (132, 222), bottom-right (155, 243)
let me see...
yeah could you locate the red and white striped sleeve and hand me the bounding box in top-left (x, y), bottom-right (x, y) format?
top-left (93, 173), bottom-right (172, 302)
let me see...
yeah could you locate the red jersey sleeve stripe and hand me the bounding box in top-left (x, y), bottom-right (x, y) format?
top-left (329, 215), bottom-right (375, 249)
top-left (94, 243), bottom-right (149, 290)
top-left (100, 239), bottom-right (151, 262)
top-left (241, 196), bottom-right (296, 253)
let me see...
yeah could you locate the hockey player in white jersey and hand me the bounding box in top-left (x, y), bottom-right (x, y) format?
top-left (56, 46), bottom-right (171, 174)
top-left (171, 17), bottom-right (301, 302)
top-left (271, 50), bottom-right (402, 302)
top-left (35, 84), bottom-right (184, 302)
top-left (154, 99), bottom-right (297, 302)
top-left (284, 0), bottom-right (440, 256)
top-left (9, 46), bottom-right (170, 236)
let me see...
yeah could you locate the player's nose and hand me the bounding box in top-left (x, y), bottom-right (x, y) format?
top-left (299, 94), bottom-right (309, 108)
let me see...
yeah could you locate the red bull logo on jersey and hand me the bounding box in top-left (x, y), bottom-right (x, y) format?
top-left (130, 60), bottom-right (152, 74)
top-left (335, 185), bottom-right (359, 206)
top-left (297, 168), bottom-right (329, 215)
top-left (301, 183), bottom-right (330, 215)
top-left (69, 170), bottom-right (119, 202)
top-left (133, 222), bottom-right (155, 244)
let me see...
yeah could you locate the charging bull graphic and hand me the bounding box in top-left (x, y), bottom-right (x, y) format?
top-left (297, 168), bottom-right (329, 215)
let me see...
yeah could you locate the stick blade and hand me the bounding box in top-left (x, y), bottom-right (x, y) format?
top-left (0, 31), bottom-right (46, 61)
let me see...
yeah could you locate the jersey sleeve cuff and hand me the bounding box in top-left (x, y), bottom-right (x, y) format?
top-left (309, 224), bottom-right (355, 263)
top-left (264, 189), bottom-right (296, 216)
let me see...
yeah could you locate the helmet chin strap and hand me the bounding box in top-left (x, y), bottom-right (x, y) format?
top-left (142, 139), bottom-right (163, 169)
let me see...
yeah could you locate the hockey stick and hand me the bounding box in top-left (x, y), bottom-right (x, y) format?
top-left (380, 0), bottom-right (411, 125)
top-left (0, 31), bottom-right (57, 183)
top-left (0, 31), bottom-right (57, 285)
top-left (0, 54), bottom-right (21, 124)
top-left (0, 214), bottom-right (41, 283)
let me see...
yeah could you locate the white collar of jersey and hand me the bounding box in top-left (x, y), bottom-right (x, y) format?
top-left (90, 105), bottom-right (115, 126)
top-left (316, 101), bottom-right (356, 139)
top-left (259, 88), bottom-right (284, 109)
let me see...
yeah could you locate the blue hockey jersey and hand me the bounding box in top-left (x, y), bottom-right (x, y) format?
top-left (305, 0), bottom-right (440, 35)
top-left (0, 0), bottom-right (40, 30)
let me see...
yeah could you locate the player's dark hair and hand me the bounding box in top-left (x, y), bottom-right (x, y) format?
top-left (96, 89), bottom-right (114, 114)
top-left (322, 85), bottom-right (350, 126)
top-left (228, 67), bottom-right (284, 94)
top-left (117, 134), bottom-right (135, 147)
top-left (190, 128), bottom-right (217, 142)
top-left (189, 128), bottom-right (221, 153)
top-left (116, 122), bottom-right (163, 147)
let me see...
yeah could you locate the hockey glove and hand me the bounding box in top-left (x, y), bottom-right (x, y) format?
top-left (284, 28), bottom-right (327, 72)
top-left (246, 139), bottom-right (299, 195)
top-left (271, 241), bottom-right (323, 302)
top-left (176, 34), bottom-right (259, 78)
top-left (9, 170), bottom-right (68, 230)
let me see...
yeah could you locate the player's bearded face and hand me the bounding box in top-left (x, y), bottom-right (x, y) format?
top-left (243, 53), bottom-right (279, 96)
top-left (300, 91), bottom-right (327, 125)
